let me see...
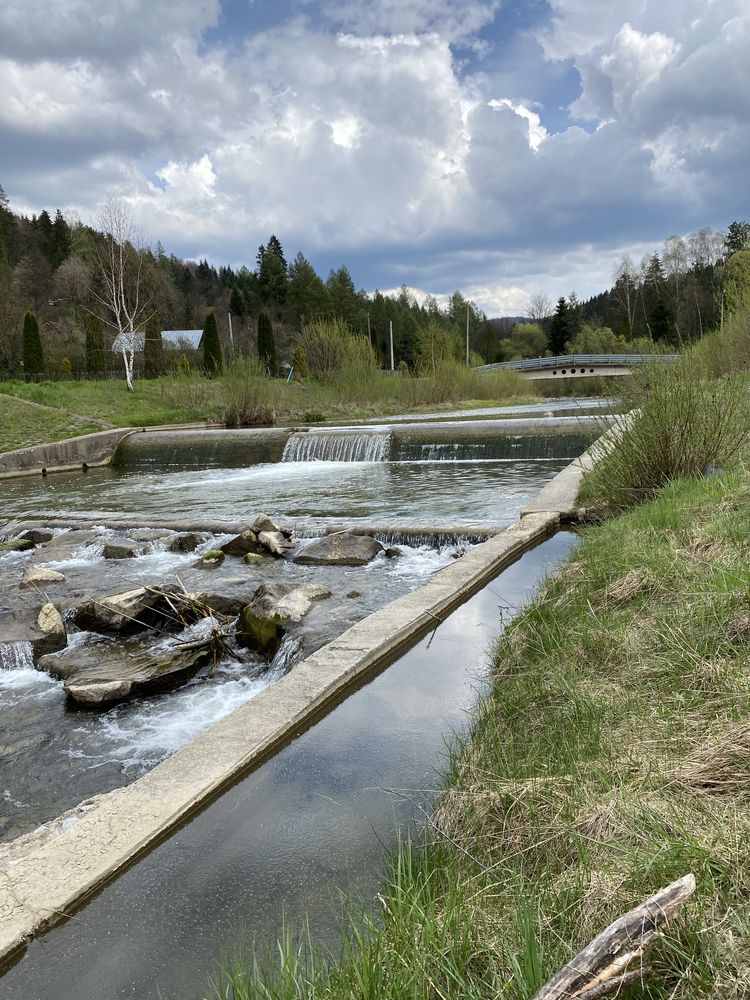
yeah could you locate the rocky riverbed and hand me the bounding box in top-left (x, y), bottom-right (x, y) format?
top-left (0, 516), bottom-right (470, 840)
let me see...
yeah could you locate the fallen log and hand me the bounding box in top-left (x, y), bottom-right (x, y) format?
top-left (531, 873), bottom-right (696, 999)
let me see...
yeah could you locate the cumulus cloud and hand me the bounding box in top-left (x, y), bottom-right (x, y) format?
top-left (0, 0), bottom-right (748, 313)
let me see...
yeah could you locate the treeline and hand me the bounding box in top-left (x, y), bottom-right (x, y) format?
top-left (1, 178), bottom-right (748, 377)
top-left (0, 185), bottom-right (487, 377)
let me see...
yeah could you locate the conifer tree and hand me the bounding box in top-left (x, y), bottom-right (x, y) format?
top-left (290, 343), bottom-right (309, 377)
top-left (548, 297), bottom-right (571, 355)
top-left (257, 310), bottom-right (277, 375)
top-left (22, 310), bottom-right (44, 376)
top-left (144, 318), bottom-right (164, 377)
top-left (84, 313), bottom-right (105, 375)
top-left (202, 311), bottom-right (223, 374)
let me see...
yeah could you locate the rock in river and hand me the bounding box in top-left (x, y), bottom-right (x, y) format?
top-left (293, 531), bottom-right (385, 567)
top-left (248, 581), bottom-right (331, 623)
top-left (73, 585), bottom-right (183, 635)
top-left (0, 603), bottom-right (67, 662)
top-left (20, 566), bottom-right (65, 590)
top-left (38, 636), bottom-right (214, 707)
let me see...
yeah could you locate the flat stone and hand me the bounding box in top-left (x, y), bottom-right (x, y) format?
top-left (129, 528), bottom-right (172, 542)
top-left (293, 532), bottom-right (385, 567)
top-left (38, 638), bottom-right (214, 707)
top-left (20, 566), bottom-right (65, 590)
top-left (73, 586), bottom-right (182, 636)
top-left (30, 529), bottom-right (99, 566)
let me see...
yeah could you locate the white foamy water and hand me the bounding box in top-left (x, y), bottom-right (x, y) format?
top-left (366, 542), bottom-right (467, 581)
top-left (282, 430), bottom-right (391, 463)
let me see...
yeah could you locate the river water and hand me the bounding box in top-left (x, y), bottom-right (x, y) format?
top-left (0, 532), bottom-right (578, 1000)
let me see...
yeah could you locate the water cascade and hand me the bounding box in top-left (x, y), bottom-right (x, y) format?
top-left (0, 641), bottom-right (35, 671)
top-left (282, 431), bottom-right (392, 463)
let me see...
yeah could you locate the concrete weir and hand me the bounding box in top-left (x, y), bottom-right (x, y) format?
top-left (0, 427), bottom-right (603, 967)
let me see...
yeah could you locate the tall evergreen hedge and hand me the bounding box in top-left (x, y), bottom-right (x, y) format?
top-left (84, 313), bottom-right (105, 375)
top-left (202, 312), bottom-right (223, 375)
top-left (257, 310), bottom-right (277, 375)
top-left (144, 320), bottom-right (164, 377)
top-left (22, 311), bottom-right (44, 376)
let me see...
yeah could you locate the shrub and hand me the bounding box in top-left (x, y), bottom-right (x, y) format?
top-left (60, 357), bottom-right (72, 376)
top-left (202, 312), bottom-right (223, 375)
top-left (222, 358), bottom-right (281, 426)
top-left (290, 343), bottom-right (308, 378)
top-left (84, 313), bottom-right (105, 375)
top-left (22, 311), bottom-right (44, 376)
top-left (297, 317), bottom-right (376, 381)
top-left (581, 357), bottom-right (750, 515)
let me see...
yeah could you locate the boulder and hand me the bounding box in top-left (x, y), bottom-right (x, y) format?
top-left (293, 531), bottom-right (385, 567)
top-left (257, 530), bottom-right (291, 557)
top-left (38, 637), bottom-right (214, 707)
top-left (0, 538), bottom-right (33, 553)
top-left (243, 552), bottom-right (265, 565)
top-left (252, 513), bottom-right (292, 539)
top-left (385, 546), bottom-right (404, 559)
top-left (236, 607), bottom-right (285, 660)
top-left (248, 582), bottom-right (331, 623)
top-left (19, 528), bottom-right (55, 545)
top-left (20, 566), bottom-right (65, 590)
top-left (199, 549), bottom-right (225, 568)
top-left (221, 530), bottom-right (260, 557)
top-left (30, 529), bottom-right (99, 566)
top-left (103, 541), bottom-right (145, 560)
top-left (186, 592), bottom-right (247, 617)
top-left (73, 586), bottom-right (182, 635)
top-left (168, 532), bottom-right (206, 553)
top-left (0, 603), bottom-right (67, 662)
top-left (346, 590), bottom-right (362, 599)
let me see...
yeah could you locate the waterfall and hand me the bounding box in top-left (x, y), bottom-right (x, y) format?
top-left (282, 431), bottom-right (392, 463)
top-left (393, 433), bottom-right (593, 463)
top-left (0, 641), bottom-right (35, 671)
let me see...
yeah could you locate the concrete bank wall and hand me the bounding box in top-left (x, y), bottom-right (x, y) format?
top-left (0, 428), bottom-right (136, 479)
top-left (0, 511), bottom-right (559, 964)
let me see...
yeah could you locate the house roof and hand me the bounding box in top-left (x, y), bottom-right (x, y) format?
top-left (111, 331), bottom-right (145, 351)
top-left (161, 330), bottom-right (204, 349)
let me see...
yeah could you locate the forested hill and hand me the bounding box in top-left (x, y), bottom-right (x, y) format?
top-left (0, 180), bottom-right (748, 374)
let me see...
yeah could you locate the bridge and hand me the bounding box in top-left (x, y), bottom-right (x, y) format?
top-left (474, 354), bottom-right (680, 380)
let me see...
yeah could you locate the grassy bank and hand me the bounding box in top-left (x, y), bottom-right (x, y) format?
top-left (0, 369), bottom-right (539, 446)
top-left (212, 465), bottom-right (750, 999)
top-left (0, 393), bottom-right (102, 451)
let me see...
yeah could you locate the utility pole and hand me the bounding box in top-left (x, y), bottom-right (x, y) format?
top-left (465, 304), bottom-right (470, 365)
top-left (389, 320), bottom-right (395, 371)
top-left (227, 312), bottom-right (234, 358)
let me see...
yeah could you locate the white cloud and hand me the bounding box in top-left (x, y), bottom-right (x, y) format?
top-left (0, 0), bottom-right (747, 314)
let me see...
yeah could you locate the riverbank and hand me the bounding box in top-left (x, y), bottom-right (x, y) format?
top-left (0, 374), bottom-right (544, 445)
top-left (215, 465), bottom-right (750, 999)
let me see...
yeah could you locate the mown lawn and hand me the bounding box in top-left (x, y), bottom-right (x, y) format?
top-left (211, 468), bottom-right (750, 999)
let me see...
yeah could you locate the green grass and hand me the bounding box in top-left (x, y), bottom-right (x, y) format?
top-left (0, 393), bottom-right (102, 451)
top-left (210, 467), bottom-right (750, 999)
top-left (0, 374), bottom-right (540, 448)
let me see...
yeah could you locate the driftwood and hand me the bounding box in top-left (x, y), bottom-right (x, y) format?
top-left (531, 873), bottom-right (696, 999)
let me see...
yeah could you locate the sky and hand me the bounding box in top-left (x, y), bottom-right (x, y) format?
top-left (1, 0), bottom-right (748, 315)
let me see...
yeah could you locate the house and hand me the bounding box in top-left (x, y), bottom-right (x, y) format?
top-left (110, 330), bottom-right (204, 352)
top-left (161, 330), bottom-right (204, 351)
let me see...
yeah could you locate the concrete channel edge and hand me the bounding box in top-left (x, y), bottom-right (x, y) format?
top-left (0, 426), bottom-right (605, 966)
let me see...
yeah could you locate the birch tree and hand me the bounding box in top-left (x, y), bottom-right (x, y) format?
top-left (91, 195), bottom-right (154, 391)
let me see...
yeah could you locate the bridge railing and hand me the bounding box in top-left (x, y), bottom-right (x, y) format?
top-left (474, 354), bottom-right (680, 373)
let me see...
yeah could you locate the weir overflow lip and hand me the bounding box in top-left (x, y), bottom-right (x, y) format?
top-left (0, 418), bottom-right (607, 971)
